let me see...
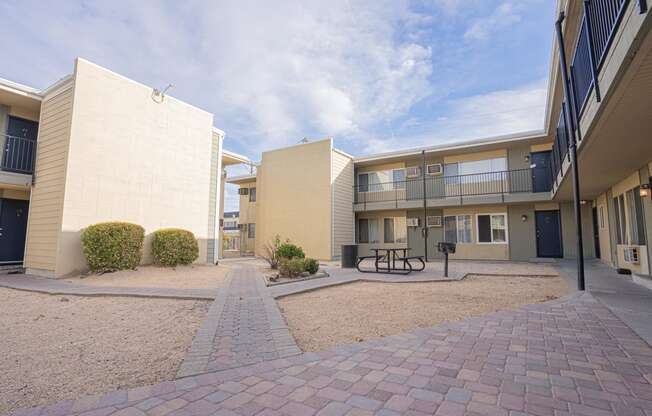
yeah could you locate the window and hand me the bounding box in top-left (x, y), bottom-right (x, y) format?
top-left (614, 195), bottom-right (626, 244)
top-left (477, 214), bottom-right (507, 243)
top-left (358, 169), bottom-right (405, 192)
top-left (443, 215), bottom-right (472, 243)
top-left (358, 218), bottom-right (379, 244)
top-left (247, 223), bottom-right (256, 238)
top-left (238, 188), bottom-right (249, 195)
top-left (249, 187), bottom-right (257, 202)
top-left (383, 217), bottom-right (407, 243)
top-left (427, 164), bottom-right (443, 175)
top-left (599, 206), bottom-right (605, 228)
top-left (384, 218), bottom-right (395, 243)
top-left (445, 158), bottom-right (507, 184)
top-left (624, 187), bottom-right (646, 245)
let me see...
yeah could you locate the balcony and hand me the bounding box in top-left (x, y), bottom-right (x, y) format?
top-left (354, 168), bottom-right (552, 212)
top-left (0, 134), bottom-right (36, 187)
top-left (551, 0), bottom-right (636, 188)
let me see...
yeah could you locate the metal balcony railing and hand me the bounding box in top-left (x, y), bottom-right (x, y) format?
top-left (1, 134), bottom-right (37, 175)
top-left (571, 0), bottom-right (629, 116)
top-left (552, 0), bottom-right (630, 185)
top-left (354, 169), bottom-right (539, 207)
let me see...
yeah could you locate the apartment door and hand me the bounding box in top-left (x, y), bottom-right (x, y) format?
top-left (535, 210), bottom-right (563, 258)
top-left (531, 151), bottom-right (552, 193)
top-left (592, 207), bottom-right (601, 259)
top-left (0, 198), bottom-right (30, 263)
top-left (3, 116), bottom-right (39, 173)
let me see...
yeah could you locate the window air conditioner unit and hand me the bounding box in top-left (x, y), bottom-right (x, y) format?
top-left (406, 167), bottom-right (420, 178)
top-left (407, 217), bottom-right (420, 227)
top-left (427, 215), bottom-right (442, 227)
top-left (624, 247), bottom-right (639, 264)
top-left (427, 164), bottom-right (443, 175)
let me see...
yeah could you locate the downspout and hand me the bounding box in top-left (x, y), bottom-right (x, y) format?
top-left (556, 12), bottom-right (586, 291)
top-left (213, 132), bottom-right (224, 264)
top-left (421, 150), bottom-right (428, 262)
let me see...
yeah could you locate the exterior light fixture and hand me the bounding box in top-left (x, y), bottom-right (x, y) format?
top-left (640, 183), bottom-right (651, 198)
top-left (580, 200), bottom-right (588, 205)
top-left (521, 214), bottom-right (528, 222)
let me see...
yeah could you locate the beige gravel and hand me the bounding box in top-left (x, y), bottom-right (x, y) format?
top-left (279, 275), bottom-right (570, 352)
top-left (0, 288), bottom-right (208, 413)
top-left (64, 264), bottom-right (229, 289)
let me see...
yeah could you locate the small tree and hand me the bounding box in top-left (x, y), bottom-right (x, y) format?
top-left (263, 235), bottom-right (282, 269)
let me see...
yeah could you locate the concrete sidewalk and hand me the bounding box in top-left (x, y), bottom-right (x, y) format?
top-left (556, 259), bottom-right (652, 345)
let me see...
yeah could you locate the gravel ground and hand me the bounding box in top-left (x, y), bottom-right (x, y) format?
top-left (0, 288), bottom-right (209, 414)
top-left (278, 275), bottom-right (570, 352)
top-left (64, 264), bottom-right (229, 289)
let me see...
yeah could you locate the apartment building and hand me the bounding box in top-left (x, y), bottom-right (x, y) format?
top-left (0, 58), bottom-right (249, 277)
top-left (227, 0), bottom-right (652, 283)
top-left (228, 174), bottom-right (257, 256)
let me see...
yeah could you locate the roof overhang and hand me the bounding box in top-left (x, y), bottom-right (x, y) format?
top-left (222, 149), bottom-right (253, 166)
top-left (354, 130), bottom-right (549, 166)
top-left (0, 78), bottom-right (42, 113)
top-left (226, 174), bottom-right (257, 185)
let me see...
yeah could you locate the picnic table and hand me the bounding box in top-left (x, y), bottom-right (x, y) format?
top-left (355, 247), bottom-right (425, 275)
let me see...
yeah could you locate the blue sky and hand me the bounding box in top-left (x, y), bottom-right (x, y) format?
top-left (0, 0), bottom-right (555, 211)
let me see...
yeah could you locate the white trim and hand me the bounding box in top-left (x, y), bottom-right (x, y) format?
top-left (0, 78), bottom-right (42, 100)
top-left (475, 213), bottom-right (509, 244)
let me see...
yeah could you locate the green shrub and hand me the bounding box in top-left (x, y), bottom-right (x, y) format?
top-left (81, 222), bottom-right (145, 273)
top-left (152, 228), bottom-right (199, 267)
top-left (276, 242), bottom-right (305, 260)
top-left (304, 258), bottom-right (319, 274)
top-left (278, 257), bottom-right (306, 278)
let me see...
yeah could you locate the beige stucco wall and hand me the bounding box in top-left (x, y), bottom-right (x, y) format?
top-left (443, 205), bottom-right (510, 260)
top-left (24, 80), bottom-right (75, 276)
top-left (331, 149), bottom-right (354, 258)
top-left (36, 59), bottom-right (216, 277)
top-left (255, 139), bottom-right (332, 260)
top-left (443, 149), bottom-right (507, 164)
top-left (238, 179), bottom-right (257, 254)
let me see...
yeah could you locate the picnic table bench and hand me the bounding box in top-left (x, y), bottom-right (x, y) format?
top-left (355, 247), bottom-right (425, 275)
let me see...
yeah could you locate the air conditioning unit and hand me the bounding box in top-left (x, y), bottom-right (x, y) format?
top-left (238, 188), bottom-right (249, 195)
top-left (407, 217), bottom-right (420, 227)
top-left (427, 215), bottom-right (442, 227)
top-left (624, 247), bottom-right (639, 264)
top-left (406, 167), bottom-right (421, 178)
top-left (427, 164), bottom-right (443, 175)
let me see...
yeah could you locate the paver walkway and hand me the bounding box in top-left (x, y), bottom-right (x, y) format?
top-left (556, 259), bottom-right (652, 346)
top-left (10, 291), bottom-right (652, 416)
top-left (0, 274), bottom-right (217, 300)
top-left (177, 266), bottom-right (300, 378)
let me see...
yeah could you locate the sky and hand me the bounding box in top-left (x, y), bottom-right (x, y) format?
top-left (0, 0), bottom-right (555, 212)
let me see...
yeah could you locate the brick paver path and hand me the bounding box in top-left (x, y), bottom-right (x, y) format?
top-left (177, 266), bottom-right (300, 378)
top-left (10, 291), bottom-right (652, 416)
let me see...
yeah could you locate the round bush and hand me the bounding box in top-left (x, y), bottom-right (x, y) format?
top-left (81, 222), bottom-right (145, 273)
top-left (152, 228), bottom-right (199, 267)
top-left (278, 258), bottom-right (306, 278)
top-left (276, 243), bottom-right (305, 259)
top-left (304, 258), bottom-right (319, 274)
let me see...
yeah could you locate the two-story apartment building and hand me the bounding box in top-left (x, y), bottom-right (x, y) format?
top-left (227, 0), bottom-right (652, 284)
top-left (0, 58), bottom-right (249, 277)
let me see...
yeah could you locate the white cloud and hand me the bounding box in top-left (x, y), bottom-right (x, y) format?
top-left (360, 78), bottom-right (548, 154)
top-left (0, 0), bottom-right (434, 157)
top-left (464, 2), bottom-right (522, 41)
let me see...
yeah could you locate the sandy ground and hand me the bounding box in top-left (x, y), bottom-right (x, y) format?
top-left (64, 264), bottom-right (229, 289)
top-left (279, 275), bottom-right (570, 352)
top-left (0, 288), bottom-right (209, 413)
